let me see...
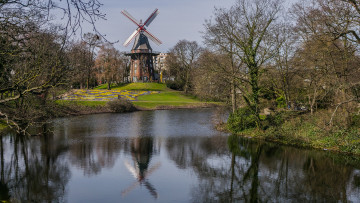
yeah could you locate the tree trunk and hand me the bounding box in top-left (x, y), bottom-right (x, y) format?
top-left (250, 65), bottom-right (261, 128)
top-left (184, 69), bottom-right (190, 94)
top-left (231, 78), bottom-right (236, 113)
top-left (309, 88), bottom-right (317, 115)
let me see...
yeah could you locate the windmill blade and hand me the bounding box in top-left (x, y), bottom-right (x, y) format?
top-left (124, 29), bottom-right (140, 47)
top-left (144, 180), bottom-right (158, 199)
top-left (121, 181), bottom-right (140, 197)
top-left (124, 160), bottom-right (139, 179)
top-left (121, 10), bottom-right (140, 26)
top-left (143, 162), bottom-right (161, 178)
top-left (144, 8), bottom-right (159, 27)
top-left (143, 30), bottom-right (162, 45)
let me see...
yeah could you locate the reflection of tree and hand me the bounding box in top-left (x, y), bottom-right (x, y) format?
top-left (0, 133), bottom-right (70, 202)
top-left (166, 135), bottom-right (360, 202)
top-left (166, 136), bottom-right (228, 169)
top-left (68, 137), bottom-right (123, 176)
top-left (122, 136), bottom-right (161, 199)
top-left (301, 156), bottom-right (352, 201)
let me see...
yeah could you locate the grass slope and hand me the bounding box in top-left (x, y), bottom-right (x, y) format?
top-left (56, 100), bottom-right (107, 107)
top-left (62, 83), bottom-right (220, 110)
top-left (134, 92), bottom-right (205, 109)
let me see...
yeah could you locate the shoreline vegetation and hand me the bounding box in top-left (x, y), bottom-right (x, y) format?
top-left (219, 108), bottom-right (360, 156)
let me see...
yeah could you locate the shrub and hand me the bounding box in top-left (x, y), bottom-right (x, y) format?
top-left (264, 112), bottom-right (285, 127)
top-left (227, 107), bottom-right (257, 132)
top-left (276, 96), bottom-right (286, 108)
top-left (107, 98), bottom-right (136, 113)
top-left (351, 114), bottom-right (360, 127)
top-left (165, 80), bottom-right (184, 91)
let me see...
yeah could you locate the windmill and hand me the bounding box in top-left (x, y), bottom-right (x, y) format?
top-left (122, 160), bottom-right (161, 199)
top-left (121, 137), bottom-right (161, 199)
top-left (122, 9), bottom-right (162, 82)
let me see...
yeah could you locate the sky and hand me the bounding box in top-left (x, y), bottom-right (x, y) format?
top-left (79, 0), bottom-right (236, 52)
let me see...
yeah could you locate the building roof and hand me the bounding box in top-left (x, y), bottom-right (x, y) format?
top-left (132, 32), bottom-right (152, 51)
top-left (124, 32), bottom-right (160, 56)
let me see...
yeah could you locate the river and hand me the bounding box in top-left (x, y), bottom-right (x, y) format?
top-left (0, 108), bottom-right (359, 202)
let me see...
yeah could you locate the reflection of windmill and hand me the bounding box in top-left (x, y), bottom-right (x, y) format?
top-left (122, 137), bottom-right (161, 199)
top-left (122, 9), bottom-right (161, 82)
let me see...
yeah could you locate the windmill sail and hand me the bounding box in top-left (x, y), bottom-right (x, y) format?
top-left (121, 8), bottom-right (162, 47)
top-left (144, 9), bottom-right (159, 27)
top-left (121, 10), bottom-right (140, 26)
top-left (124, 29), bottom-right (140, 47)
top-left (143, 30), bottom-right (162, 45)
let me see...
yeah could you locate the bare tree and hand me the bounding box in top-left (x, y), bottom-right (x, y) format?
top-left (292, 0), bottom-right (360, 127)
top-left (204, 13), bottom-right (242, 113)
top-left (95, 43), bottom-right (126, 90)
top-left (0, 0), bottom-right (106, 40)
top-left (0, 0), bottom-right (106, 134)
top-left (193, 50), bottom-right (233, 102)
top-left (167, 40), bottom-right (202, 94)
top-left (204, 0), bottom-right (282, 127)
top-left (83, 33), bottom-right (101, 89)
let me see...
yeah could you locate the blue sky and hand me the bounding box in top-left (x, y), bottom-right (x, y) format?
top-left (75, 0), bottom-right (297, 52)
top-left (81, 0), bottom-right (235, 52)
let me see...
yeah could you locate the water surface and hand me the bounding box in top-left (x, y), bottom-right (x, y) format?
top-left (1, 108), bottom-right (360, 202)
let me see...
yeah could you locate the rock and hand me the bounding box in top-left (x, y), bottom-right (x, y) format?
top-left (263, 108), bottom-right (272, 115)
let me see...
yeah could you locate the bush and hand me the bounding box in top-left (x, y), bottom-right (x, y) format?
top-left (276, 96), bottom-right (286, 108)
top-left (107, 98), bottom-right (136, 113)
top-left (227, 107), bottom-right (257, 132)
top-left (165, 80), bottom-right (184, 91)
top-left (351, 114), bottom-right (360, 127)
top-left (264, 112), bottom-right (285, 127)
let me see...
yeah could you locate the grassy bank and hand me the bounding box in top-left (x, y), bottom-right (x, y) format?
top-left (133, 92), bottom-right (216, 109)
top-left (65, 83), bottom-right (220, 110)
top-left (55, 100), bottom-right (110, 115)
top-left (52, 83), bottom-right (222, 115)
top-left (228, 110), bottom-right (360, 155)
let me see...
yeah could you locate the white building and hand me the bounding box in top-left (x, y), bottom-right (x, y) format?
top-left (153, 53), bottom-right (169, 82)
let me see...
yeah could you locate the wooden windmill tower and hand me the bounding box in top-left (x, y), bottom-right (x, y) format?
top-left (122, 9), bottom-right (162, 82)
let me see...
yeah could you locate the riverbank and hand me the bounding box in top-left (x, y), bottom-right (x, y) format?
top-left (0, 83), bottom-right (223, 134)
top-left (55, 99), bottom-right (219, 116)
top-left (58, 83), bottom-right (221, 114)
top-left (226, 110), bottom-right (360, 156)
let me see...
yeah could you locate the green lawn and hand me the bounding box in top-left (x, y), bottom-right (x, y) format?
top-left (65, 83), bottom-right (221, 110)
top-left (133, 92), bottom-right (207, 109)
top-left (95, 83), bottom-right (168, 91)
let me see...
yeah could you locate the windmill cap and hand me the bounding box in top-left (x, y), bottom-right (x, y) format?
top-left (132, 33), bottom-right (152, 51)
